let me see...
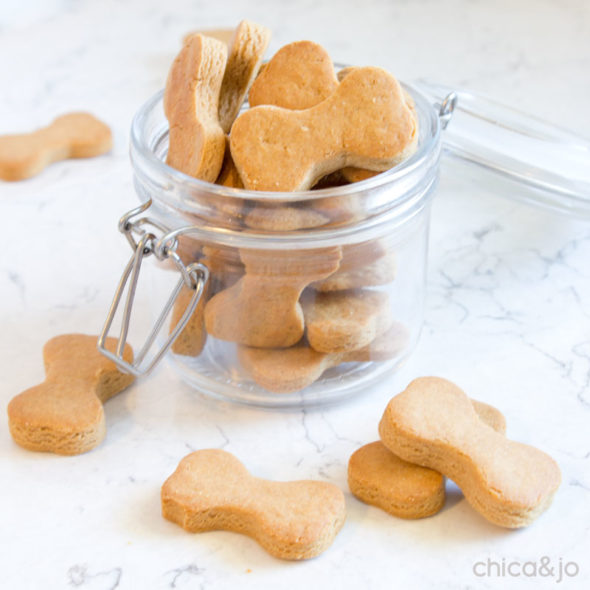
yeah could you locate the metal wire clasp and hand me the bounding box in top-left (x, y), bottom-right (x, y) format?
top-left (98, 199), bottom-right (209, 376)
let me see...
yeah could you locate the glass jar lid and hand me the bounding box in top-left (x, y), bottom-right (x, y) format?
top-left (414, 80), bottom-right (590, 218)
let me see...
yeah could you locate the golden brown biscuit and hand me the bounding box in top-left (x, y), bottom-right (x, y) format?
top-left (309, 194), bottom-right (363, 225)
top-left (244, 204), bottom-right (329, 231)
top-left (378, 377), bottom-right (561, 528)
top-left (218, 20), bottom-right (271, 133)
top-left (348, 401), bottom-right (506, 519)
top-left (230, 67), bottom-right (417, 191)
top-left (238, 322), bottom-right (408, 393)
top-left (248, 40), bottom-right (338, 110)
top-left (215, 139), bottom-right (244, 188)
top-left (7, 334), bottom-right (134, 455)
top-left (162, 449), bottom-right (346, 560)
top-left (182, 29), bottom-right (235, 46)
top-left (169, 280), bottom-right (210, 357)
top-left (337, 68), bottom-right (418, 184)
top-left (302, 289), bottom-right (390, 353)
top-left (311, 241), bottom-right (396, 291)
top-left (0, 113), bottom-right (112, 181)
top-left (204, 247), bottom-right (341, 348)
top-left (164, 34), bottom-right (227, 181)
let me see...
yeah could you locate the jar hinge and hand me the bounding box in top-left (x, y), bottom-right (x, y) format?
top-left (98, 198), bottom-right (209, 377)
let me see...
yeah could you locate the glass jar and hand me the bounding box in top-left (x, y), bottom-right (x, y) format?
top-left (107, 82), bottom-right (441, 408)
top-left (99, 71), bottom-right (590, 407)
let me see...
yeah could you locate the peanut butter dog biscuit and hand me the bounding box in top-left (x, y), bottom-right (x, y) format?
top-left (250, 55), bottom-right (417, 186)
top-left (310, 194), bottom-right (363, 225)
top-left (337, 69), bottom-right (418, 183)
top-left (311, 241), bottom-right (396, 291)
top-left (378, 377), bottom-right (561, 528)
top-left (348, 401), bottom-right (506, 519)
top-left (0, 113), bottom-right (112, 181)
top-left (218, 20), bottom-right (271, 133)
top-left (244, 204), bottom-right (329, 231)
top-left (215, 140), bottom-right (244, 188)
top-left (205, 247), bottom-right (341, 348)
top-left (248, 40), bottom-right (339, 110)
top-left (202, 245), bottom-right (244, 290)
top-left (313, 252), bottom-right (396, 291)
top-left (170, 281), bottom-right (210, 357)
top-left (164, 34), bottom-right (227, 181)
top-left (162, 449), bottom-right (346, 560)
top-left (7, 334), bottom-right (134, 455)
top-left (195, 138), bottom-right (246, 223)
top-left (183, 29), bottom-right (234, 46)
top-left (230, 67), bottom-right (417, 191)
top-left (238, 323), bottom-right (407, 393)
top-left (302, 289), bottom-right (390, 353)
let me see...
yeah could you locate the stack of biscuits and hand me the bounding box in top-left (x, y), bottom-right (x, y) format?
top-left (163, 21), bottom-right (419, 393)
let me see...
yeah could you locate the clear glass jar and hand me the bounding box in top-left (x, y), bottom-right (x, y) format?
top-left (121, 82), bottom-right (441, 407)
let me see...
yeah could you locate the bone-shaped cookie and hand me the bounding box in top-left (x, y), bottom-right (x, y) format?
top-left (309, 240), bottom-right (394, 292)
top-left (161, 449), bottom-right (346, 560)
top-left (183, 29), bottom-right (234, 46)
top-left (248, 40), bottom-right (339, 110)
top-left (230, 66), bottom-right (417, 191)
top-left (215, 139), bottom-right (244, 188)
top-left (0, 113), bottom-right (112, 181)
top-left (218, 20), bottom-right (271, 133)
top-left (378, 377), bottom-right (561, 528)
top-left (7, 334), bottom-right (134, 455)
top-left (302, 289), bottom-right (391, 353)
top-left (244, 204), bottom-right (329, 230)
top-left (247, 49), bottom-right (417, 189)
top-left (238, 322), bottom-right (408, 393)
top-left (348, 401), bottom-right (506, 519)
top-left (169, 281), bottom-right (210, 357)
top-left (204, 247), bottom-right (341, 348)
top-left (169, 245), bottom-right (246, 356)
top-left (194, 138), bottom-right (247, 223)
top-left (164, 33), bottom-right (227, 181)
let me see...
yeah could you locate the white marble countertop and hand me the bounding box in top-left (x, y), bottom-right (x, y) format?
top-left (1, 1), bottom-right (589, 588)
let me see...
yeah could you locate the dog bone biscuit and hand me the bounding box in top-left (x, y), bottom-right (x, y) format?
top-left (313, 252), bottom-right (396, 291)
top-left (162, 449), bottom-right (346, 560)
top-left (183, 29), bottom-right (235, 46)
top-left (248, 40), bottom-right (339, 110)
top-left (7, 334), bottom-right (134, 455)
top-left (311, 241), bottom-right (396, 291)
top-left (244, 204), bottom-right (329, 231)
top-left (170, 280), bottom-right (210, 357)
top-left (238, 322), bottom-right (408, 393)
top-left (191, 138), bottom-right (246, 223)
top-left (230, 66), bottom-right (416, 191)
top-left (205, 247), bottom-right (341, 348)
top-left (219, 20), bottom-right (271, 133)
top-left (0, 113), bottom-right (112, 181)
top-left (302, 289), bottom-right (390, 353)
top-left (348, 401), bottom-right (506, 519)
top-left (164, 33), bottom-right (227, 181)
top-left (378, 377), bottom-right (561, 528)
top-left (249, 55), bottom-right (417, 187)
top-left (338, 69), bottom-right (418, 184)
top-left (215, 139), bottom-right (244, 188)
